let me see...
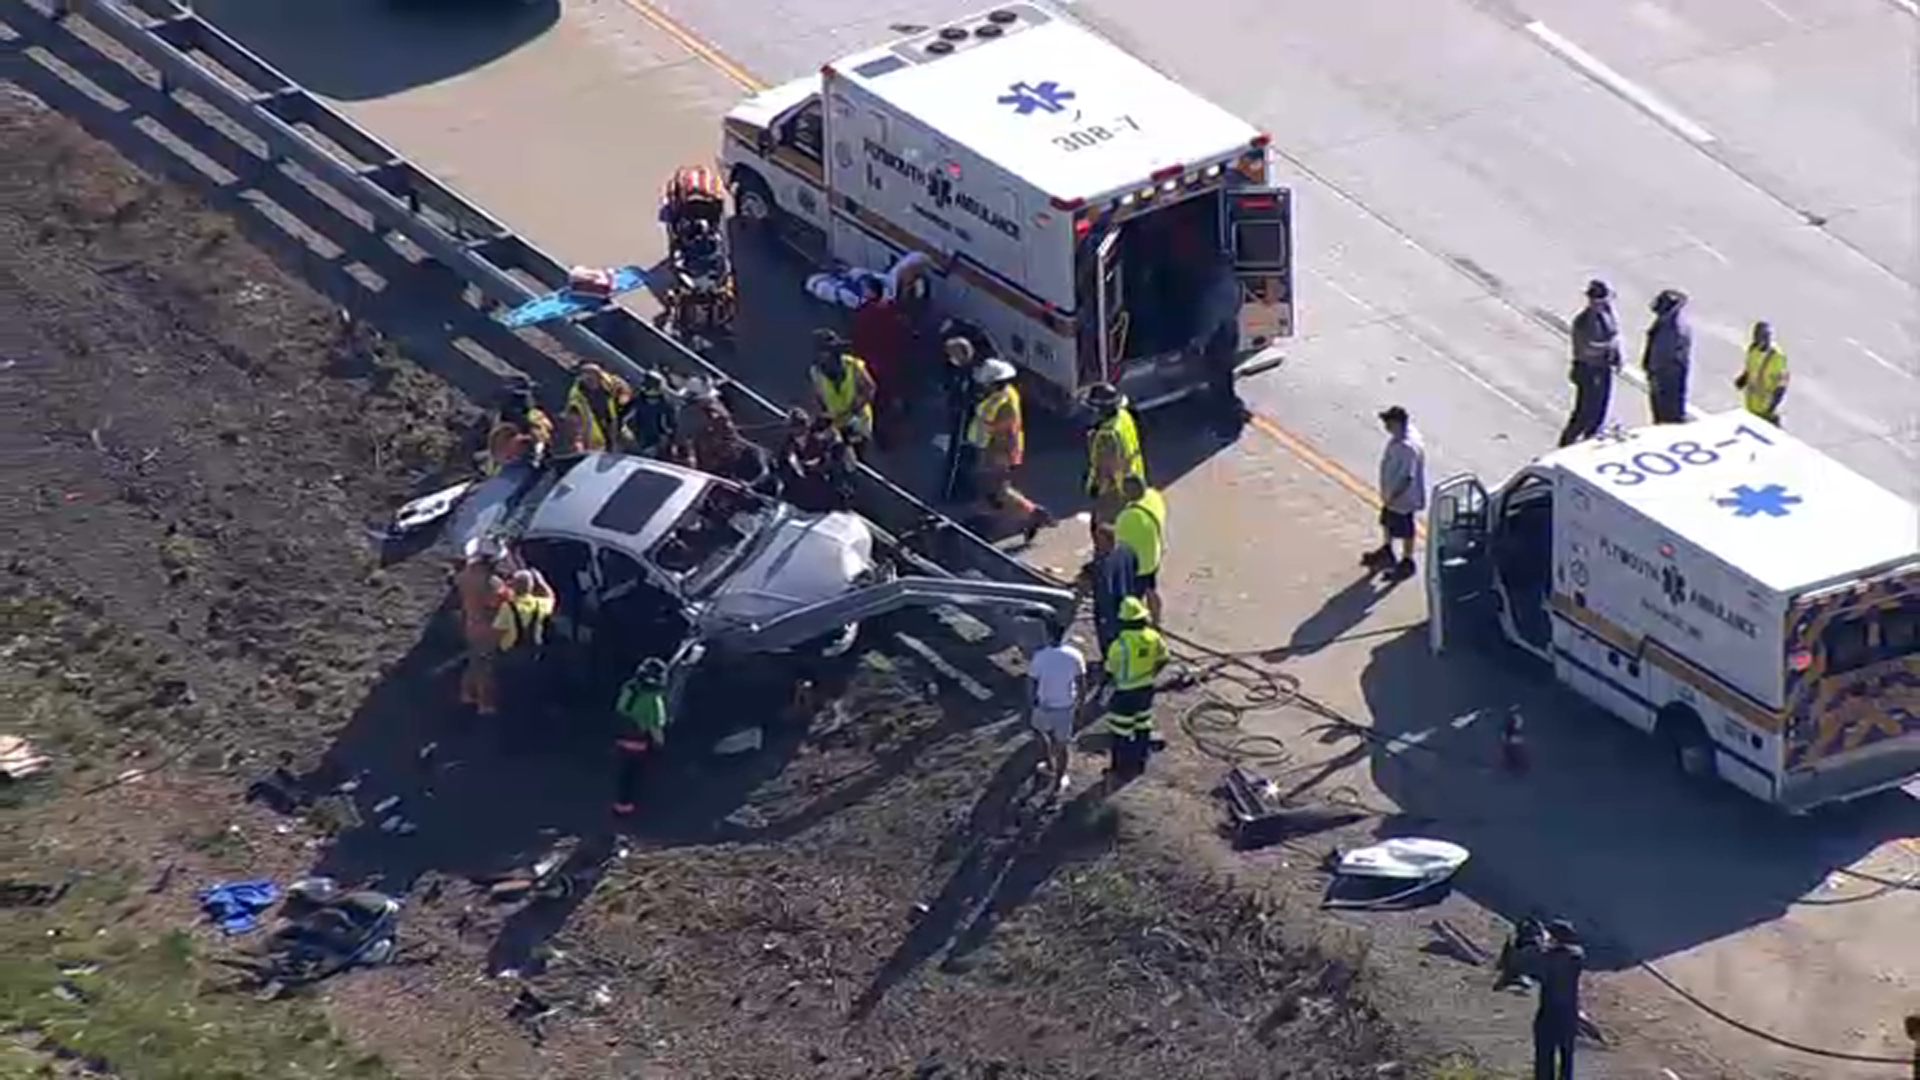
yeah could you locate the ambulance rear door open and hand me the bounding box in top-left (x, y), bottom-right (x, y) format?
top-left (1093, 226), bottom-right (1126, 385)
top-left (1225, 181), bottom-right (1294, 350)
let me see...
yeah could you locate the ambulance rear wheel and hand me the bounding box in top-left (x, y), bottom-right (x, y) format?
top-left (1658, 706), bottom-right (1716, 784)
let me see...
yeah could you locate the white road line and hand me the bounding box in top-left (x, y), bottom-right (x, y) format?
top-left (1845, 337), bottom-right (1916, 381)
top-left (1524, 21), bottom-right (1718, 146)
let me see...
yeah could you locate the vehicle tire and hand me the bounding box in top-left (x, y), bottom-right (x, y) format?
top-left (1658, 706), bottom-right (1717, 784)
top-left (730, 171), bottom-right (776, 232)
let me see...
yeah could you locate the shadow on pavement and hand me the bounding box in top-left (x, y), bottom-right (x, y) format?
top-left (1356, 627), bottom-right (1920, 972)
top-left (848, 742), bottom-right (1118, 1021)
top-left (1267, 570), bottom-right (1408, 660)
top-left (188, 0), bottom-right (560, 102)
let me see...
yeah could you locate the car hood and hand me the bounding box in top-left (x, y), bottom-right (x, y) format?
top-left (696, 510), bottom-right (874, 629)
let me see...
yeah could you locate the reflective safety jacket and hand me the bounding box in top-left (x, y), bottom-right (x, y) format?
top-left (968, 384), bottom-right (1024, 464)
top-left (616, 679), bottom-right (669, 744)
top-left (1087, 408), bottom-right (1145, 497)
top-left (494, 593), bottom-right (554, 653)
top-left (811, 356), bottom-right (873, 435)
top-left (1113, 487), bottom-right (1167, 575)
top-left (566, 377), bottom-right (632, 452)
top-left (1104, 626), bottom-right (1167, 692)
top-left (1741, 344), bottom-right (1788, 417)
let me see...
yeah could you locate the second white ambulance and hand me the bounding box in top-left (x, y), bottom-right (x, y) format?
top-left (1427, 412), bottom-right (1920, 812)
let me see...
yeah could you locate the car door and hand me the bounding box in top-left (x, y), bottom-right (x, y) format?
top-left (595, 545), bottom-right (690, 659)
top-left (1425, 473), bottom-right (1493, 655)
top-left (517, 537), bottom-right (593, 643)
top-left (773, 98), bottom-right (829, 233)
top-left (1094, 226), bottom-right (1127, 380)
top-left (1224, 182), bottom-right (1294, 351)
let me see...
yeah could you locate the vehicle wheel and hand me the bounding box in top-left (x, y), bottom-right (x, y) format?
top-left (1659, 707), bottom-right (1717, 783)
top-left (731, 173), bottom-right (776, 230)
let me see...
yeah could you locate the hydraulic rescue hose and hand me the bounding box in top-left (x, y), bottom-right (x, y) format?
top-left (1124, 615), bottom-right (1920, 1068)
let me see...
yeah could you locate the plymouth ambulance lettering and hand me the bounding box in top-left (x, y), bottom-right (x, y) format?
top-left (864, 139), bottom-right (1021, 240)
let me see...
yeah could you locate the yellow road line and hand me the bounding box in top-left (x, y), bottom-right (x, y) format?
top-left (619, 0), bottom-right (766, 91)
top-left (619, 0), bottom-right (1404, 528)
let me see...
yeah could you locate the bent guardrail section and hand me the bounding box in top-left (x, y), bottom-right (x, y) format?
top-left (1, 0), bottom-right (1058, 593)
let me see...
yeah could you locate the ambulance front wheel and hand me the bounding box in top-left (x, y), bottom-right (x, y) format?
top-left (1658, 705), bottom-right (1716, 785)
top-left (730, 172), bottom-right (776, 232)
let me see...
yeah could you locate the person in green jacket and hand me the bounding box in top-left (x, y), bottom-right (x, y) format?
top-left (612, 657), bottom-right (671, 816)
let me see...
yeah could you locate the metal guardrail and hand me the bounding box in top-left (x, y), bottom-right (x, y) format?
top-left (1, 0), bottom-right (1059, 592)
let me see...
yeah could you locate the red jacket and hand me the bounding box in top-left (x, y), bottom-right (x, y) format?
top-left (850, 299), bottom-right (912, 390)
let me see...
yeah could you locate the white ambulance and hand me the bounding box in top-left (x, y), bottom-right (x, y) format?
top-left (718, 2), bottom-right (1291, 413)
top-left (1426, 412), bottom-right (1920, 812)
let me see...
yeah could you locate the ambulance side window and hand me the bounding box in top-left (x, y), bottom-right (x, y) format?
top-left (1822, 615), bottom-right (1873, 676)
top-left (1880, 605), bottom-right (1920, 662)
top-left (782, 100), bottom-right (824, 162)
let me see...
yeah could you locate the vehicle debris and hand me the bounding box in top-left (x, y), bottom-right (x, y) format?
top-left (0, 879), bottom-right (70, 908)
top-left (1320, 838), bottom-right (1469, 911)
top-left (713, 727), bottom-right (765, 756)
top-left (198, 879), bottom-right (280, 934)
top-left (0, 734), bottom-right (51, 780)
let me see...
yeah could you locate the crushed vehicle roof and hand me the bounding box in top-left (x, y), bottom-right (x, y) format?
top-left (526, 453), bottom-right (710, 553)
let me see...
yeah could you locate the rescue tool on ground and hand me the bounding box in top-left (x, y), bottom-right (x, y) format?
top-left (718, 2), bottom-right (1292, 414)
top-left (1426, 410), bottom-right (1920, 813)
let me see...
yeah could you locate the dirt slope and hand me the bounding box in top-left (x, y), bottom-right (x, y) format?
top-left (0, 95), bottom-right (1418, 1080)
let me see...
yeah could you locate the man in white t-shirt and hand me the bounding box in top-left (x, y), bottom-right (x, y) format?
top-left (1025, 618), bottom-right (1086, 795)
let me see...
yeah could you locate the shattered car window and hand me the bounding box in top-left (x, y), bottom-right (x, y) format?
top-left (649, 483), bottom-right (775, 591)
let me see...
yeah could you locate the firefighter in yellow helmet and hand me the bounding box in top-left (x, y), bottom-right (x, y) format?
top-left (563, 363), bottom-right (633, 453)
top-left (1082, 382), bottom-right (1145, 558)
top-left (1102, 595), bottom-right (1167, 781)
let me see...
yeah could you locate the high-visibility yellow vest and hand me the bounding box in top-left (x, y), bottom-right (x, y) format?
top-left (1742, 345), bottom-right (1788, 417)
top-left (1087, 409), bottom-right (1145, 496)
top-left (1104, 627), bottom-right (1166, 692)
top-left (494, 593), bottom-right (553, 652)
top-left (968, 384), bottom-right (1023, 459)
top-left (811, 356), bottom-right (873, 433)
top-left (1113, 487), bottom-right (1166, 574)
top-left (566, 381), bottom-right (629, 452)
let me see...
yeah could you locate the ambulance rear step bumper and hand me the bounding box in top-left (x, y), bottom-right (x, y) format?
top-left (1776, 738), bottom-right (1920, 815)
top-left (1115, 347), bottom-right (1284, 413)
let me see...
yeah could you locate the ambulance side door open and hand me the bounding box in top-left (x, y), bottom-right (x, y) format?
top-left (1225, 184), bottom-right (1294, 350)
top-left (1093, 226), bottom-right (1127, 384)
top-left (1426, 473), bottom-right (1495, 655)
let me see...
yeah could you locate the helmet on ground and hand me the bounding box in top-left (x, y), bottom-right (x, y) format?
top-left (1117, 596), bottom-right (1151, 623)
top-left (975, 358), bottom-right (1017, 386)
